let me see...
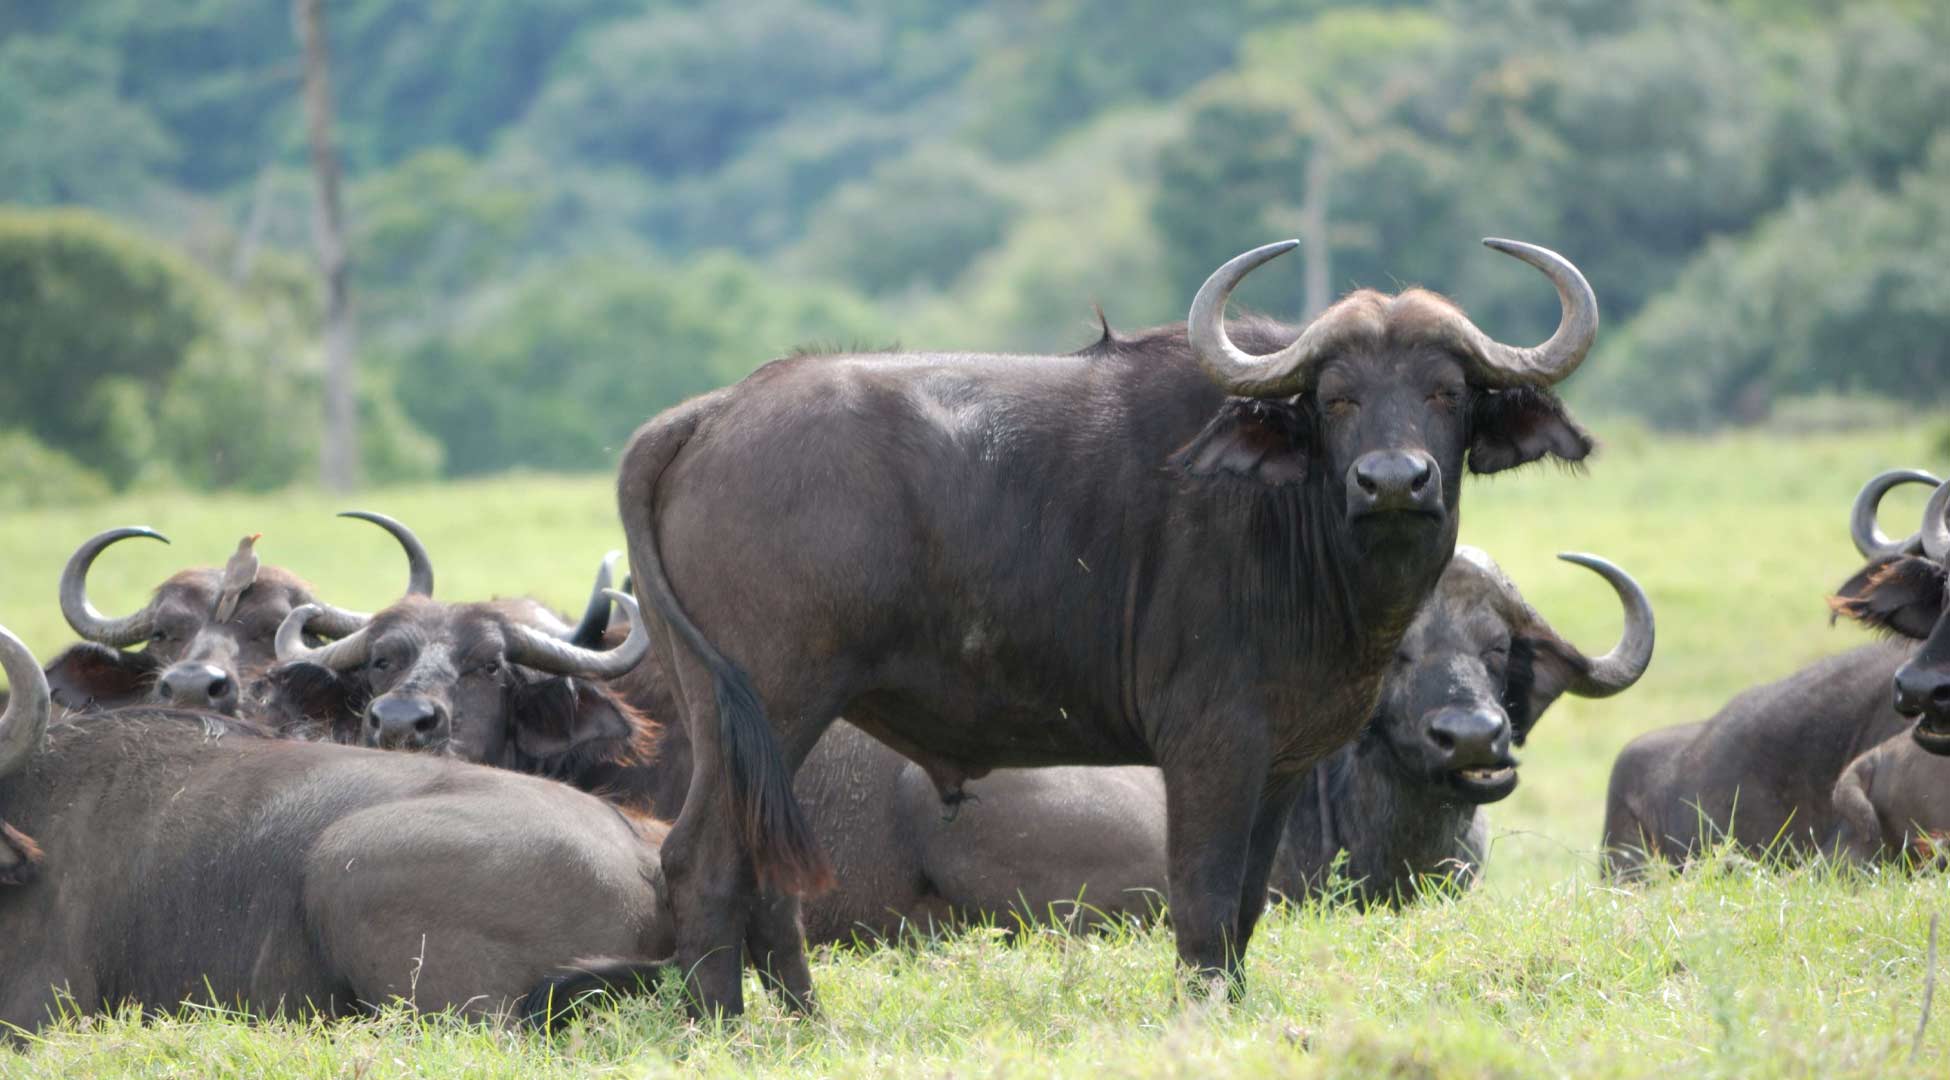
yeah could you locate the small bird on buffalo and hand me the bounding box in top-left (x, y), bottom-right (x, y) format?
top-left (214, 533), bottom-right (262, 623)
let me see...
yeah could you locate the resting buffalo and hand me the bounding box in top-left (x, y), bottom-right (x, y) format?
top-left (0, 602), bottom-right (671, 1035)
top-left (273, 545), bottom-right (1650, 931)
top-left (1600, 471), bottom-right (1949, 876)
top-left (619, 237), bottom-right (1604, 1012)
top-left (44, 512), bottom-right (432, 717)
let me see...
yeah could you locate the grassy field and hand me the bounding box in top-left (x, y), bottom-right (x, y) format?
top-left (5, 422), bottom-right (1950, 1076)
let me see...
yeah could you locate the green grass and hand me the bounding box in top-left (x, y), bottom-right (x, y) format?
top-left (4, 422), bottom-right (1950, 1076)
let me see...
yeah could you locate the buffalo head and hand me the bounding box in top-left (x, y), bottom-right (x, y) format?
top-left (1177, 238), bottom-right (1597, 563)
top-left (1834, 470), bottom-right (1950, 753)
top-left (270, 572), bottom-right (650, 773)
top-left (1371, 546), bottom-right (1654, 803)
top-left (46, 512), bottom-right (433, 717)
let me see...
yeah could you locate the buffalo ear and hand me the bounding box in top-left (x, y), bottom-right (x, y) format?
top-left (1831, 556), bottom-right (1947, 641)
top-left (1468, 387), bottom-right (1593, 475)
top-left (262, 661), bottom-right (363, 742)
top-left (511, 676), bottom-right (638, 761)
top-left (44, 643), bottom-right (159, 711)
top-left (1172, 398), bottom-right (1309, 486)
top-left (0, 821), bottom-right (43, 886)
top-left (1503, 637), bottom-right (1588, 745)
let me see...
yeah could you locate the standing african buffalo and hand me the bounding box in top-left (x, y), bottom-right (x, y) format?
top-left (617, 237), bottom-right (1603, 1013)
top-left (45, 512), bottom-right (433, 717)
top-left (1601, 470), bottom-right (1950, 876)
top-left (0, 600), bottom-right (673, 1035)
top-left (272, 545), bottom-right (1651, 932)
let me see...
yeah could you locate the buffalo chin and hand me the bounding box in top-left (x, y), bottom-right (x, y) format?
top-left (1911, 719), bottom-right (1950, 756)
top-left (1348, 507), bottom-right (1446, 544)
top-left (1445, 764), bottom-right (1518, 804)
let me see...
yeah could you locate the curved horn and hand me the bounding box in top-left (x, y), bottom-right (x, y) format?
top-left (275, 603), bottom-right (372, 671)
top-left (506, 589), bottom-right (649, 680)
top-left (59, 527), bottom-right (170, 647)
top-left (0, 622), bottom-right (51, 782)
top-left (1458, 239), bottom-right (1599, 389)
top-left (566, 551), bottom-right (622, 647)
top-left (1556, 553), bottom-right (1655, 698)
top-left (1923, 482), bottom-right (1950, 563)
top-left (1188, 239), bottom-right (1343, 397)
top-left (305, 511), bottom-right (437, 639)
top-left (1849, 469), bottom-right (1939, 561)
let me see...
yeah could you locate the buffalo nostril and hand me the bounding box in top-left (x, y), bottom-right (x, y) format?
top-left (1409, 464), bottom-right (1431, 493)
top-left (1429, 730), bottom-right (1455, 753)
top-left (1356, 472), bottom-right (1378, 495)
top-left (1934, 685), bottom-right (1950, 706)
top-left (414, 713), bottom-right (441, 734)
top-left (367, 713), bottom-right (381, 728)
top-left (207, 676), bottom-right (232, 700)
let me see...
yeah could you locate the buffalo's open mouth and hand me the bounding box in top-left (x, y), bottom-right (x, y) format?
top-left (1446, 763), bottom-right (1518, 803)
top-left (1912, 718), bottom-right (1950, 756)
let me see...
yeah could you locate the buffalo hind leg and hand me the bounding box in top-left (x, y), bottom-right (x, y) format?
top-left (740, 705), bottom-right (841, 1015)
top-left (745, 889), bottom-right (815, 1013)
top-left (1161, 741), bottom-right (1267, 1000)
top-left (659, 645), bottom-right (761, 1020)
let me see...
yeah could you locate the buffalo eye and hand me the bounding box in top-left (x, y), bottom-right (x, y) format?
top-left (370, 657), bottom-right (391, 672)
top-left (1427, 388), bottom-right (1463, 410)
top-left (479, 660), bottom-right (500, 676)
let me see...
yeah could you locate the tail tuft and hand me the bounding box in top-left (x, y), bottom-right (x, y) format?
top-left (716, 666), bottom-right (833, 895)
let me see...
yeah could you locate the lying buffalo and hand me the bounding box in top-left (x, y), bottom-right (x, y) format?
top-left (46, 512), bottom-right (432, 717)
top-left (279, 545), bottom-right (1648, 934)
top-left (0, 599), bottom-right (671, 1035)
top-left (619, 238), bottom-right (1604, 1013)
top-left (1600, 470), bottom-right (1948, 876)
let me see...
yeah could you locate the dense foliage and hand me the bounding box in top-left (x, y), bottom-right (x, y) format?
top-left (3, 0), bottom-right (1946, 488)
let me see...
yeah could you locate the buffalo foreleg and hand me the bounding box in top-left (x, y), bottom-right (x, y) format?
top-left (1161, 739), bottom-right (1268, 1000)
top-left (1232, 774), bottom-right (1303, 955)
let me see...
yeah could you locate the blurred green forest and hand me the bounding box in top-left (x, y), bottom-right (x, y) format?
top-left (3, 0), bottom-right (1947, 497)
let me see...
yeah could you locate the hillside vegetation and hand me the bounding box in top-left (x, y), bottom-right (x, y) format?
top-left (2, 0), bottom-right (1948, 494)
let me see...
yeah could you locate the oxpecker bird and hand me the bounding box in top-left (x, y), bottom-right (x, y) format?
top-left (214, 533), bottom-right (262, 623)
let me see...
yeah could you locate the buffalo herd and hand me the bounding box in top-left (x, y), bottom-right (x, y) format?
top-left (2, 238), bottom-right (1946, 1035)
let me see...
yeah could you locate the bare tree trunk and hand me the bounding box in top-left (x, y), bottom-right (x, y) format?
top-left (1300, 145), bottom-right (1332, 321)
top-left (296, 0), bottom-right (358, 492)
